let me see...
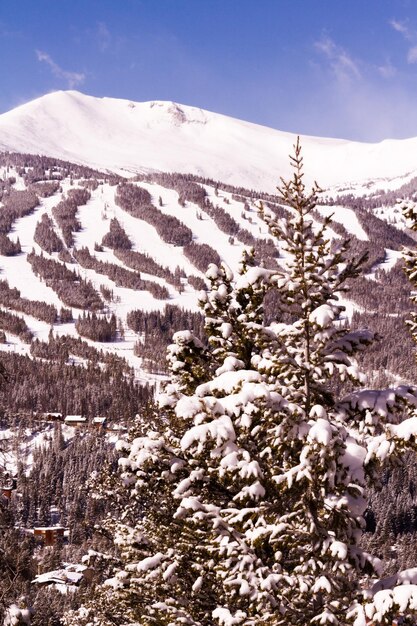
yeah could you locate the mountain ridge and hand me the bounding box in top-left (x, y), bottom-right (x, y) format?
top-left (1, 90), bottom-right (417, 191)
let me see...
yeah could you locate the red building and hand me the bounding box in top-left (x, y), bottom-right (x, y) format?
top-left (34, 526), bottom-right (66, 546)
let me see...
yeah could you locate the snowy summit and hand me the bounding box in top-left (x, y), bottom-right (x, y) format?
top-left (1, 91), bottom-right (417, 191)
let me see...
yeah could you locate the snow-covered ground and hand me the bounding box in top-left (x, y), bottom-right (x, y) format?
top-left (0, 174), bottom-right (278, 376)
top-left (0, 93), bottom-right (412, 387)
top-left (2, 90), bottom-right (417, 191)
top-left (0, 167), bottom-right (407, 382)
top-left (316, 205), bottom-right (368, 240)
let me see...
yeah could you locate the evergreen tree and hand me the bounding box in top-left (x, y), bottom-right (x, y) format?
top-left (402, 199), bottom-right (417, 361)
top-left (65, 140), bottom-right (417, 626)
top-left (0, 499), bottom-right (35, 623)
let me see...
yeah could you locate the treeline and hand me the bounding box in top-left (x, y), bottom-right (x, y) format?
top-left (0, 188), bottom-right (39, 233)
top-left (144, 174), bottom-right (256, 246)
top-left (0, 351), bottom-right (151, 418)
top-left (0, 233), bottom-right (21, 256)
top-left (34, 213), bottom-right (65, 253)
top-left (353, 310), bottom-right (416, 387)
top-left (103, 217), bottom-right (202, 292)
top-left (324, 174), bottom-right (417, 210)
top-left (27, 251), bottom-right (104, 310)
top-left (353, 206), bottom-right (414, 270)
top-left (102, 217), bottom-right (183, 286)
top-left (137, 169), bottom-right (282, 206)
top-left (73, 247), bottom-right (169, 300)
top-left (79, 178), bottom-right (100, 191)
top-left (75, 312), bottom-right (117, 342)
top-left (0, 151), bottom-right (122, 185)
top-left (137, 173), bottom-right (277, 264)
top-left (350, 263), bottom-right (417, 386)
top-left (351, 263), bottom-right (411, 316)
top-left (29, 180), bottom-right (61, 198)
top-left (30, 332), bottom-right (131, 373)
top-left (0, 173), bottom-right (17, 200)
top-left (312, 203), bottom-right (414, 272)
top-left (101, 217), bottom-right (132, 250)
top-left (128, 304), bottom-right (205, 373)
top-left (188, 275), bottom-right (207, 290)
top-left (183, 241), bottom-right (221, 273)
top-left (0, 279), bottom-right (70, 324)
top-left (114, 248), bottom-right (185, 290)
top-left (115, 183), bottom-right (193, 246)
top-left (0, 309), bottom-right (32, 342)
top-left (52, 187), bottom-right (91, 247)
top-left (201, 195), bottom-right (256, 247)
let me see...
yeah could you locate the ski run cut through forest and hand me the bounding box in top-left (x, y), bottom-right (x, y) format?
top-left (4, 92), bottom-right (417, 625)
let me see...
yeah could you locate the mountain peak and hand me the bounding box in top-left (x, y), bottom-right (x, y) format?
top-left (0, 90), bottom-right (417, 190)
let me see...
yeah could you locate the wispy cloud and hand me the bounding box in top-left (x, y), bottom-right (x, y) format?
top-left (390, 18), bottom-right (417, 64)
top-left (314, 36), bottom-right (361, 82)
top-left (35, 50), bottom-right (85, 88)
top-left (390, 19), bottom-right (411, 38)
top-left (306, 32), bottom-right (417, 140)
top-left (378, 58), bottom-right (396, 78)
top-left (408, 46), bottom-right (417, 64)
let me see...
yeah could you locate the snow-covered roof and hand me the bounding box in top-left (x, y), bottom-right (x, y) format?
top-left (32, 565), bottom-right (86, 590)
top-left (64, 415), bottom-right (87, 423)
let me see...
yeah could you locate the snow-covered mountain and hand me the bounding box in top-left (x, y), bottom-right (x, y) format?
top-left (0, 89), bottom-right (414, 400)
top-left (2, 90), bottom-right (417, 191)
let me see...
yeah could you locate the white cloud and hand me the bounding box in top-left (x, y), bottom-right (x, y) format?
top-left (314, 36), bottom-right (361, 83)
top-left (408, 45), bottom-right (417, 64)
top-left (35, 50), bottom-right (85, 88)
top-left (390, 19), bottom-right (411, 38)
top-left (390, 18), bottom-right (417, 65)
top-left (307, 31), bottom-right (417, 140)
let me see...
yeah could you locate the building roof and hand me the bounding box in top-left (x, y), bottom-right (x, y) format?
top-left (64, 415), bottom-right (87, 423)
top-left (32, 565), bottom-right (86, 589)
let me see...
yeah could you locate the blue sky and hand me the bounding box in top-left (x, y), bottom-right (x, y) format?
top-left (2, 0), bottom-right (417, 141)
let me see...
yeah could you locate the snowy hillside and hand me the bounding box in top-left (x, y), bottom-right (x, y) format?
top-left (2, 91), bottom-right (417, 191)
top-left (0, 150), bottom-right (412, 397)
top-left (0, 92), bottom-right (414, 416)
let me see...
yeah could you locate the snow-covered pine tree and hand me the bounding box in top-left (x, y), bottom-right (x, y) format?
top-left (402, 201), bottom-right (417, 359)
top-left (65, 140), bottom-right (417, 626)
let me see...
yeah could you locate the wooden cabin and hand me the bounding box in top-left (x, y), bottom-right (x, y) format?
top-left (92, 416), bottom-right (107, 430)
top-left (34, 526), bottom-right (66, 546)
top-left (43, 412), bottom-right (63, 422)
top-left (64, 415), bottom-right (87, 427)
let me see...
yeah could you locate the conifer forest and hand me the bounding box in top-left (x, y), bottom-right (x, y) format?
top-left (2, 140), bottom-right (417, 626)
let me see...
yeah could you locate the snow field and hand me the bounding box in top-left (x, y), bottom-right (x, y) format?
top-left (4, 90), bottom-right (417, 193)
top-left (316, 204), bottom-right (369, 241)
top-left (0, 147), bottom-right (411, 386)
